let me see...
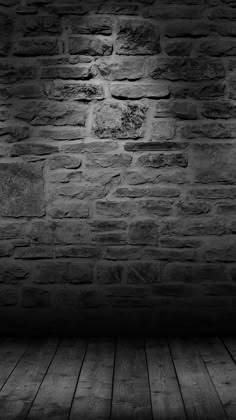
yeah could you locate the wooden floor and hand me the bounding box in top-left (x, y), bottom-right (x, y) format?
top-left (0, 338), bottom-right (236, 419)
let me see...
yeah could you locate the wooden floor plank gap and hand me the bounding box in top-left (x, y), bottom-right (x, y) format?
top-left (24, 338), bottom-right (62, 420)
top-left (195, 337), bottom-right (228, 420)
top-left (0, 339), bottom-right (30, 393)
top-left (219, 336), bottom-right (236, 367)
top-left (109, 337), bottom-right (117, 420)
top-left (167, 338), bottom-right (189, 420)
top-left (144, 338), bottom-right (154, 420)
top-left (67, 338), bottom-right (89, 420)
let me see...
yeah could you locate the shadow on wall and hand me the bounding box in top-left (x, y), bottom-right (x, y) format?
top-left (0, 0), bottom-right (236, 334)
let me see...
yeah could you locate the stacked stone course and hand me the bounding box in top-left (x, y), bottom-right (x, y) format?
top-left (0, 0), bottom-right (235, 333)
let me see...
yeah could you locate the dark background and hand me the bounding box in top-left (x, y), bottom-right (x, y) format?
top-left (0, 0), bottom-right (235, 335)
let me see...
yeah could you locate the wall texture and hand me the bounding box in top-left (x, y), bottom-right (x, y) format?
top-left (0, 0), bottom-right (236, 335)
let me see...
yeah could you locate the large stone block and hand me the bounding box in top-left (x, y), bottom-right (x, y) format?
top-left (44, 80), bottom-right (105, 101)
top-left (93, 101), bottom-right (147, 138)
top-left (14, 101), bottom-right (88, 126)
top-left (149, 58), bottom-right (225, 80)
top-left (0, 163), bottom-right (44, 217)
top-left (94, 57), bottom-right (146, 80)
top-left (116, 20), bottom-right (160, 55)
top-left (189, 144), bottom-right (236, 184)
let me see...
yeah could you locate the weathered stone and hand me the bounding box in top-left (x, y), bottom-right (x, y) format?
top-left (110, 82), bottom-right (169, 99)
top-left (165, 22), bottom-right (210, 37)
top-left (10, 143), bottom-right (58, 157)
top-left (65, 262), bottom-right (94, 284)
top-left (0, 63), bottom-right (36, 83)
top-left (208, 7), bottom-right (236, 20)
top-left (69, 36), bottom-right (113, 56)
top-left (12, 83), bottom-right (43, 99)
top-left (189, 144), bottom-right (236, 184)
top-left (162, 263), bottom-right (228, 283)
top-left (213, 22), bottom-right (236, 37)
top-left (14, 39), bottom-right (60, 56)
top-left (96, 262), bottom-right (124, 284)
top-left (152, 119), bottom-right (176, 140)
top-left (197, 39), bottom-right (236, 56)
top-left (116, 20), bottom-right (160, 55)
top-left (62, 141), bottom-right (119, 154)
top-left (188, 187), bottom-right (236, 200)
top-left (170, 82), bottom-right (226, 99)
top-left (94, 57), bottom-right (146, 80)
top-left (96, 200), bottom-right (134, 217)
top-left (160, 237), bottom-right (202, 248)
top-left (56, 183), bottom-right (108, 200)
top-left (104, 246), bottom-right (143, 260)
top-left (176, 200), bottom-right (211, 215)
top-left (161, 218), bottom-right (227, 236)
top-left (137, 199), bottom-right (173, 216)
top-left (202, 101), bottom-right (236, 119)
top-left (216, 203), bottom-right (236, 215)
top-left (127, 262), bottom-right (159, 283)
top-left (16, 15), bottom-right (61, 36)
top-left (128, 219), bottom-right (158, 244)
top-left (86, 153), bottom-right (131, 168)
top-left (44, 80), bottom-right (105, 100)
top-left (30, 220), bottom-right (88, 244)
top-left (48, 155), bottom-right (82, 169)
top-left (149, 58), bottom-right (225, 80)
top-left (40, 128), bottom-right (86, 140)
top-left (136, 153), bottom-right (188, 168)
top-left (14, 101), bottom-right (88, 126)
top-left (0, 289), bottom-right (18, 306)
top-left (55, 246), bottom-right (102, 259)
top-left (155, 100), bottom-right (198, 119)
top-left (0, 263), bottom-right (28, 283)
top-left (22, 287), bottom-right (50, 308)
top-left (143, 247), bottom-right (196, 261)
top-left (41, 65), bottom-right (94, 80)
top-left (124, 142), bottom-right (187, 152)
top-left (91, 232), bottom-right (127, 245)
top-left (165, 40), bottom-right (193, 56)
top-left (47, 200), bottom-right (89, 218)
top-left (0, 13), bottom-right (12, 56)
top-left (182, 122), bottom-right (236, 139)
top-left (93, 101), bottom-right (147, 138)
top-left (206, 241), bottom-right (236, 262)
top-left (89, 220), bottom-right (127, 232)
top-left (68, 15), bottom-right (113, 34)
top-left (0, 163), bottom-right (44, 217)
top-left (97, 2), bottom-right (139, 15)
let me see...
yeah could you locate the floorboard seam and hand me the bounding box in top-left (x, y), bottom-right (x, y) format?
top-left (167, 338), bottom-right (189, 420)
top-left (195, 337), bottom-right (229, 420)
top-left (67, 338), bottom-right (89, 420)
top-left (24, 338), bottom-right (61, 420)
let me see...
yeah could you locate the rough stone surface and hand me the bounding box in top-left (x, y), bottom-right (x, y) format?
top-left (0, 0), bottom-right (235, 335)
top-left (0, 163), bottom-right (44, 217)
top-left (93, 101), bottom-right (147, 138)
top-left (116, 20), bottom-right (160, 55)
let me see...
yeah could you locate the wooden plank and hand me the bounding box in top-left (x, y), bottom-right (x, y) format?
top-left (70, 337), bottom-right (114, 420)
top-left (111, 338), bottom-right (152, 420)
top-left (146, 338), bottom-right (186, 420)
top-left (0, 338), bottom-right (58, 420)
top-left (170, 338), bottom-right (227, 420)
top-left (0, 338), bottom-right (29, 389)
top-left (27, 338), bottom-right (87, 420)
top-left (222, 337), bottom-right (236, 360)
top-left (198, 337), bottom-right (236, 420)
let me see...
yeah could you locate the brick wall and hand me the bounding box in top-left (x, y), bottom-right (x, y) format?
top-left (0, 0), bottom-right (236, 335)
